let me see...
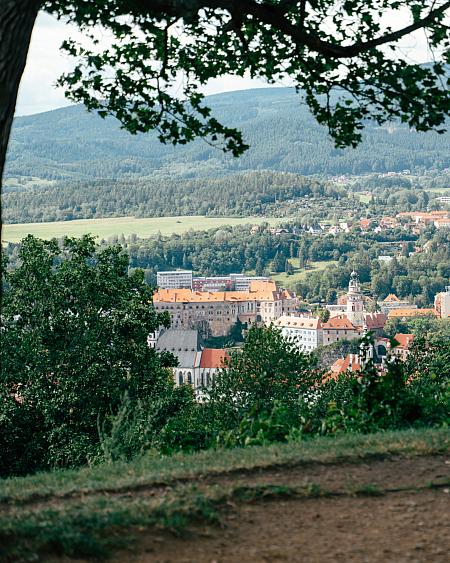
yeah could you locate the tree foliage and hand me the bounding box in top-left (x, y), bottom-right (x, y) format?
top-left (45, 0), bottom-right (450, 152)
top-left (0, 235), bottom-right (188, 475)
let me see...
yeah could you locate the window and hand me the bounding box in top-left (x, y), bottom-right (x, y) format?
top-left (188, 372), bottom-right (192, 384)
top-left (178, 372), bottom-right (183, 385)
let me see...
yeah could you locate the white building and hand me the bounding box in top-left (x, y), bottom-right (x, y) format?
top-left (154, 329), bottom-right (229, 400)
top-left (273, 315), bottom-right (323, 352)
top-left (435, 286), bottom-right (450, 318)
top-left (156, 270), bottom-right (193, 289)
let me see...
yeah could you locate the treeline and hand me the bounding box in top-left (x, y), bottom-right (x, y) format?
top-left (6, 88), bottom-right (450, 183)
top-left (5, 224), bottom-right (447, 307)
top-left (295, 229), bottom-right (450, 305)
top-left (3, 171), bottom-right (343, 224)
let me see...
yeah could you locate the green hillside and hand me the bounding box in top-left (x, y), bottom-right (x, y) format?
top-left (6, 88), bottom-right (450, 182)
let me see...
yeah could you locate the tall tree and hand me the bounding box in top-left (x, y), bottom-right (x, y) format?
top-left (0, 235), bottom-right (181, 475)
top-left (1, 0), bottom-right (450, 186)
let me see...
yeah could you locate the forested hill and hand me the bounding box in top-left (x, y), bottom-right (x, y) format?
top-left (6, 88), bottom-right (450, 182)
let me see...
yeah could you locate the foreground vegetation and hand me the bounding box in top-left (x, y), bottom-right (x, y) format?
top-left (2, 235), bottom-right (449, 479)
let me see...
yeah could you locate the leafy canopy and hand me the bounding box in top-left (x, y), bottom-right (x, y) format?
top-left (0, 235), bottom-right (181, 475)
top-left (43, 0), bottom-right (450, 152)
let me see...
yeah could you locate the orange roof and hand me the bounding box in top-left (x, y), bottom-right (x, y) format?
top-left (360, 219), bottom-right (372, 229)
top-left (387, 308), bottom-right (437, 318)
top-left (393, 333), bottom-right (414, 349)
top-left (323, 316), bottom-right (356, 330)
top-left (200, 348), bottom-right (230, 368)
top-left (330, 354), bottom-right (362, 375)
top-left (154, 280), bottom-right (293, 303)
top-left (397, 211), bottom-right (449, 218)
top-left (383, 293), bottom-right (400, 302)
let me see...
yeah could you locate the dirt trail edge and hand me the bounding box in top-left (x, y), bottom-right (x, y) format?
top-left (46, 454), bottom-right (450, 563)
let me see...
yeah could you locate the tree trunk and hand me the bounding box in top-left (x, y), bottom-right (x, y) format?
top-left (0, 0), bottom-right (41, 216)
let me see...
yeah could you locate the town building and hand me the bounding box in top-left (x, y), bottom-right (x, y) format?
top-left (392, 333), bottom-right (414, 362)
top-left (329, 354), bottom-right (362, 377)
top-left (154, 329), bottom-right (229, 399)
top-left (192, 273), bottom-right (270, 292)
top-left (434, 287), bottom-right (450, 318)
top-left (397, 211), bottom-right (450, 227)
top-left (157, 270), bottom-right (193, 289)
top-left (323, 272), bottom-right (387, 345)
top-left (273, 315), bottom-right (323, 352)
top-left (434, 218), bottom-right (450, 229)
top-left (153, 280), bottom-right (299, 337)
top-left (346, 270), bottom-right (365, 325)
top-left (379, 294), bottom-right (417, 315)
top-left (322, 316), bottom-right (360, 346)
top-left (387, 308), bottom-right (438, 321)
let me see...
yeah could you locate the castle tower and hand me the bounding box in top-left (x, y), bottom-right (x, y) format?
top-left (346, 271), bottom-right (365, 325)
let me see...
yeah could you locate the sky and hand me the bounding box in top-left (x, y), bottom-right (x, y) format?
top-left (16, 11), bottom-right (434, 117)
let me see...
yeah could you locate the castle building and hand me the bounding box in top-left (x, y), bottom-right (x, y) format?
top-left (153, 281), bottom-right (298, 337)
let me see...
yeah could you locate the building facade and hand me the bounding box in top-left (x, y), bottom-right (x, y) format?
top-left (273, 315), bottom-right (323, 352)
top-left (154, 329), bottom-right (229, 399)
top-left (153, 281), bottom-right (299, 337)
top-left (435, 287), bottom-right (450, 318)
top-left (156, 270), bottom-right (193, 289)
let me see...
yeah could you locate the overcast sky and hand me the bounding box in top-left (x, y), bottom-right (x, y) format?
top-left (16, 11), bottom-right (434, 117)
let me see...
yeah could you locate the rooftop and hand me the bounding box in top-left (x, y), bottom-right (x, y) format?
top-left (274, 315), bottom-right (322, 330)
top-left (154, 280), bottom-right (295, 303)
top-left (200, 348), bottom-right (230, 369)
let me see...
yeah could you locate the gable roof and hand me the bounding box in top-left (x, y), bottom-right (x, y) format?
top-left (330, 354), bottom-right (362, 375)
top-left (154, 280), bottom-right (295, 304)
top-left (323, 317), bottom-right (356, 330)
top-left (387, 308), bottom-right (437, 319)
top-left (156, 329), bottom-right (202, 368)
top-left (393, 333), bottom-right (414, 349)
top-left (364, 312), bottom-right (387, 330)
top-left (384, 293), bottom-right (400, 302)
top-left (200, 348), bottom-right (230, 369)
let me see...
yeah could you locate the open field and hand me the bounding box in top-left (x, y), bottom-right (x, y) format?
top-left (1, 428), bottom-right (449, 562)
top-left (272, 259), bottom-right (338, 287)
top-left (2, 215), bottom-right (282, 243)
top-left (354, 192), bottom-right (372, 203)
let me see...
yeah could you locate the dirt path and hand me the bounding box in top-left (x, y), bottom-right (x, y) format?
top-left (126, 489), bottom-right (450, 563)
top-left (37, 455), bottom-right (450, 563)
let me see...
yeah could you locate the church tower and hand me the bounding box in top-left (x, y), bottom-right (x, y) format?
top-left (346, 271), bottom-right (365, 325)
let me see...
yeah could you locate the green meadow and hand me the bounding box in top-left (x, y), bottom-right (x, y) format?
top-left (271, 258), bottom-right (338, 288)
top-left (2, 215), bottom-right (282, 243)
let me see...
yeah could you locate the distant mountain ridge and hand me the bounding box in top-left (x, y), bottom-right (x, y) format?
top-left (5, 87), bottom-right (450, 181)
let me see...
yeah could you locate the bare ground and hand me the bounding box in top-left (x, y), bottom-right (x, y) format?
top-left (51, 455), bottom-right (450, 563)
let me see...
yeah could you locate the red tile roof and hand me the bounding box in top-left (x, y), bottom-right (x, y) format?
top-left (393, 333), bottom-right (414, 349)
top-left (323, 317), bottom-right (356, 330)
top-left (364, 312), bottom-right (387, 330)
top-left (330, 354), bottom-right (362, 375)
top-left (200, 348), bottom-right (230, 369)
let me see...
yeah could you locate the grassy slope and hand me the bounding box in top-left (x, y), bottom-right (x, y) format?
top-left (3, 428), bottom-right (447, 503)
top-left (2, 215), bottom-right (281, 243)
top-left (271, 259), bottom-right (338, 288)
top-left (1, 428), bottom-right (449, 561)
